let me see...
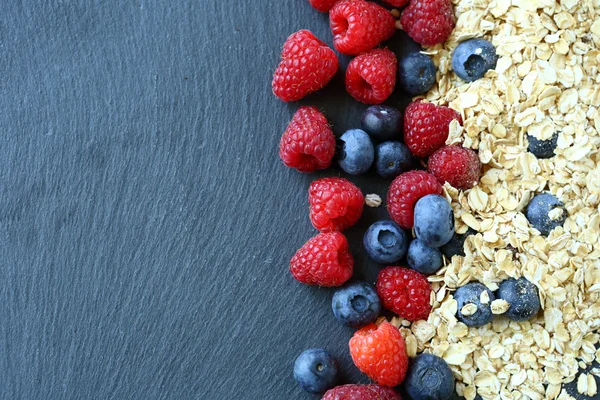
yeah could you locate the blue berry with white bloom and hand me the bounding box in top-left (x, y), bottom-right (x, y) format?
top-left (337, 129), bottom-right (374, 175)
top-left (452, 39), bottom-right (498, 82)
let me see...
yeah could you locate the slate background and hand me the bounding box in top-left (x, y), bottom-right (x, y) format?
top-left (0, 1), bottom-right (597, 399)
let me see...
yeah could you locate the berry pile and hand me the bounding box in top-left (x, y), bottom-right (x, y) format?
top-left (269, 0), bottom-right (547, 397)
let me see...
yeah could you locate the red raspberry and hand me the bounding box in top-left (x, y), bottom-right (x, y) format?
top-left (376, 267), bottom-right (432, 321)
top-left (403, 100), bottom-right (462, 158)
top-left (349, 322), bottom-right (409, 387)
top-left (323, 384), bottom-right (401, 400)
top-left (308, 0), bottom-right (339, 12)
top-left (428, 145), bottom-right (482, 190)
top-left (330, 0), bottom-right (396, 55)
top-left (345, 49), bottom-right (397, 105)
top-left (309, 178), bottom-right (364, 232)
top-left (272, 30), bottom-right (339, 102)
top-left (387, 170), bottom-right (442, 229)
top-left (400, 0), bottom-right (455, 46)
top-left (290, 232), bottom-right (353, 286)
top-left (279, 107), bottom-right (336, 173)
top-left (383, 0), bottom-right (409, 7)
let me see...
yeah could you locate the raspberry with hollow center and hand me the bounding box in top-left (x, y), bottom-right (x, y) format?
top-left (345, 49), bottom-right (397, 105)
top-left (330, 0), bottom-right (396, 55)
top-left (349, 321), bottom-right (409, 387)
top-left (290, 232), bottom-right (353, 286)
top-left (309, 177), bottom-right (364, 232)
top-left (279, 107), bottom-right (336, 173)
top-left (400, 0), bottom-right (455, 46)
top-left (428, 145), bottom-right (482, 190)
top-left (387, 170), bottom-right (442, 229)
top-left (322, 384), bottom-right (401, 399)
top-left (376, 266), bottom-right (432, 321)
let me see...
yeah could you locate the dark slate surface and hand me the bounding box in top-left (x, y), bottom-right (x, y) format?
top-left (1, 1), bottom-right (598, 399)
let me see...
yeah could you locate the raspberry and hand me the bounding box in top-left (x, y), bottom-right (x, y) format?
top-left (428, 145), bottom-right (482, 190)
top-left (383, 0), bottom-right (409, 7)
top-left (349, 322), bottom-right (409, 386)
top-left (345, 49), bottom-right (397, 105)
top-left (323, 384), bottom-right (401, 400)
top-left (309, 178), bottom-right (364, 232)
top-left (330, 0), bottom-right (396, 55)
top-left (308, 0), bottom-right (339, 12)
top-left (377, 266), bottom-right (432, 321)
top-left (290, 232), bottom-right (353, 286)
top-left (387, 170), bottom-right (442, 229)
top-left (279, 107), bottom-right (336, 173)
top-left (272, 30), bottom-right (339, 102)
top-left (403, 100), bottom-right (462, 157)
top-left (400, 0), bottom-right (455, 46)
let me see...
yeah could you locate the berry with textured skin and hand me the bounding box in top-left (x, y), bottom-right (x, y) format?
top-left (414, 194), bottom-right (454, 248)
top-left (383, 0), bottom-right (409, 7)
top-left (377, 266), bottom-right (432, 321)
top-left (405, 354), bottom-right (455, 400)
top-left (527, 132), bottom-right (558, 159)
top-left (361, 105), bottom-right (402, 141)
top-left (388, 170), bottom-right (442, 229)
top-left (309, 178), bottom-right (364, 232)
top-left (332, 282), bottom-right (381, 328)
top-left (279, 107), bottom-right (336, 173)
top-left (398, 52), bottom-right (437, 95)
top-left (338, 129), bottom-right (375, 175)
top-left (345, 49), bottom-right (397, 104)
top-left (375, 141), bottom-right (414, 178)
top-left (496, 277), bottom-right (541, 322)
top-left (290, 232), bottom-right (353, 286)
top-left (407, 239), bottom-right (442, 275)
top-left (294, 348), bottom-right (338, 394)
top-left (525, 193), bottom-right (567, 236)
top-left (428, 145), bottom-right (482, 190)
top-left (330, 0), bottom-right (396, 55)
top-left (272, 30), bottom-right (338, 102)
top-left (454, 282), bottom-right (494, 327)
top-left (323, 384), bottom-right (401, 400)
top-left (308, 0), bottom-right (339, 12)
top-left (363, 220), bottom-right (409, 264)
top-left (404, 101), bottom-right (462, 158)
top-left (440, 228), bottom-right (476, 259)
top-left (349, 322), bottom-right (409, 386)
top-left (452, 39), bottom-right (498, 82)
top-left (400, 0), bottom-right (455, 46)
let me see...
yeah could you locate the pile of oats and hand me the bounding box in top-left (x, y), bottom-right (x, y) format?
top-left (393, 1), bottom-right (600, 399)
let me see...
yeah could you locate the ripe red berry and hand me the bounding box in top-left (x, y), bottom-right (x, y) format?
top-left (400, 0), bottom-right (455, 46)
top-left (308, 0), bottom-right (339, 12)
top-left (376, 266), bottom-right (432, 321)
top-left (428, 145), bottom-right (482, 190)
top-left (279, 107), bottom-right (336, 173)
top-left (349, 322), bottom-right (409, 387)
top-left (403, 100), bottom-right (462, 158)
top-left (383, 0), bottom-right (409, 7)
top-left (290, 232), bottom-right (353, 286)
top-left (323, 384), bottom-right (401, 400)
top-left (330, 0), bottom-right (396, 55)
top-left (345, 49), bottom-right (397, 105)
top-left (272, 30), bottom-right (338, 102)
top-left (387, 170), bottom-right (442, 229)
top-left (309, 178), bottom-right (364, 232)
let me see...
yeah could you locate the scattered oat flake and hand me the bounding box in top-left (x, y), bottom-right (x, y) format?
top-left (490, 299), bottom-right (510, 315)
top-left (365, 193), bottom-right (381, 208)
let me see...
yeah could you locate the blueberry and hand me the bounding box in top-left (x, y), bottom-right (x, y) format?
top-left (413, 195), bottom-right (454, 248)
top-left (527, 132), bottom-right (558, 159)
top-left (375, 141), bottom-right (414, 178)
top-left (525, 193), bottom-right (567, 236)
top-left (454, 282), bottom-right (495, 327)
top-left (398, 52), bottom-right (437, 95)
top-left (293, 348), bottom-right (338, 394)
top-left (452, 39), bottom-right (498, 82)
top-left (440, 229), bottom-right (477, 259)
top-left (407, 239), bottom-right (442, 275)
top-left (496, 277), bottom-right (540, 322)
top-left (361, 105), bottom-right (402, 141)
top-left (337, 129), bottom-right (374, 175)
top-left (332, 282), bottom-right (381, 328)
top-left (404, 353), bottom-right (455, 400)
top-left (363, 220), bottom-right (409, 263)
